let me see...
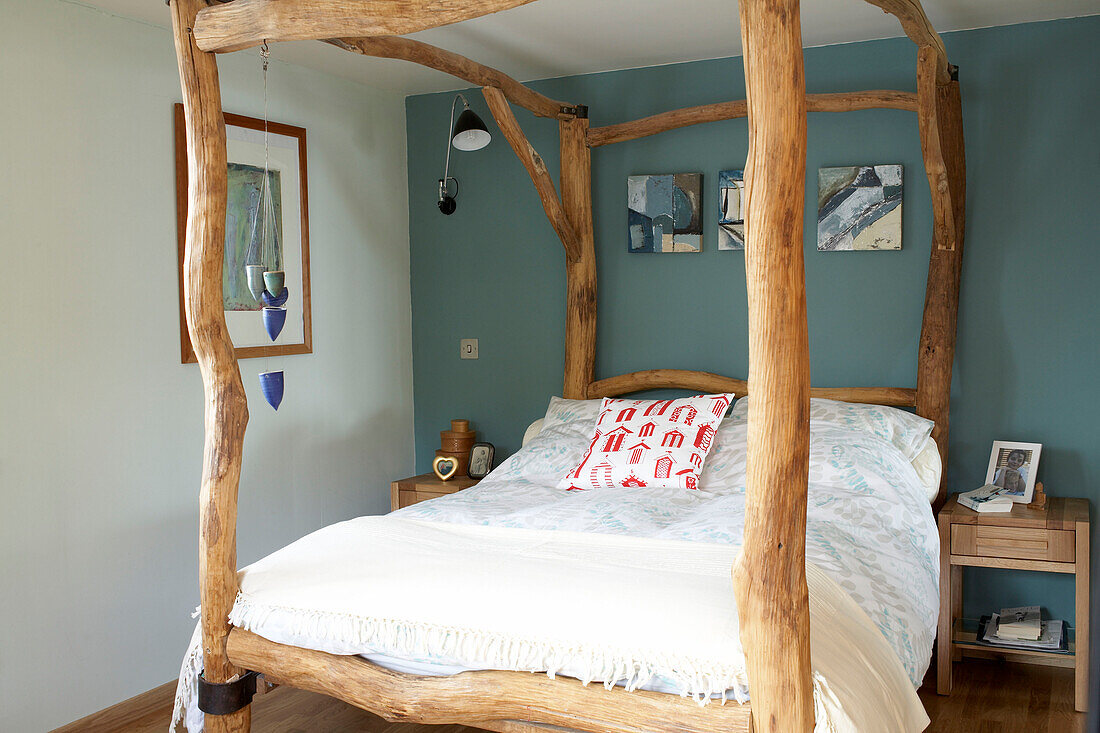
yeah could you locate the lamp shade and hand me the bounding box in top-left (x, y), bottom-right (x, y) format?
top-left (451, 108), bottom-right (491, 151)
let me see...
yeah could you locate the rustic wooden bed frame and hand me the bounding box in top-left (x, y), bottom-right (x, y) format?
top-left (169, 1), bottom-right (965, 731)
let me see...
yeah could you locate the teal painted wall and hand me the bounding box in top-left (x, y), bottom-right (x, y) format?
top-left (406, 18), bottom-right (1099, 636)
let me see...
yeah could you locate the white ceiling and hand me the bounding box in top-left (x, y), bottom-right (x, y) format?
top-left (81, 0), bottom-right (1098, 95)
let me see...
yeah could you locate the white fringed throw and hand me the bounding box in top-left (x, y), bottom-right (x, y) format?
top-left (173, 517), bottom-right (928, 732)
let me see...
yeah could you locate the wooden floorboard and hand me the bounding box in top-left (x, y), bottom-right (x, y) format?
top-left (917, 660), bottom-right (1086, 732)
top-left (57, 660), bottom-right (1085, 732)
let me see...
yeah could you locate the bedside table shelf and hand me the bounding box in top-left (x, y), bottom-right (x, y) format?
top-left (391, 473), bottom-right (479, 511)
top-left (937, 496), bottom-right (1090, 712)
top-left (951, 618), bottom-right (1075, 665)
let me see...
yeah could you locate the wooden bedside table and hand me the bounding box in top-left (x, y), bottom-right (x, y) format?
top-left (937, 495), bottom-right (1090, 711)
top-left (390, 473), bottom-right (479, 511)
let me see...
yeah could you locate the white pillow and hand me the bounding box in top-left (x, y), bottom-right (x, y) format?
top-left (490, 398), bottom-right (605, 487)
top-left (731, 397), bottom-right (934, 461)
top-left (910, 438), bottom-right (942, 502)
top-left (528, 397), bottom-right (940, 500)
top-left (521, 419), bottom-right (545, 448)
top-left (540, 396), bottom-right (603, 432)
top-left (697, 411), bottom-right (749, 492)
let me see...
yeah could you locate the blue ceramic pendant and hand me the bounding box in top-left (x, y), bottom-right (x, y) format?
top-left (261, 286), bottom-right (289, 308)
top-left (259, 370), bottom-right (284, 411)
top-left (262, 306), bottom-right (287, 341)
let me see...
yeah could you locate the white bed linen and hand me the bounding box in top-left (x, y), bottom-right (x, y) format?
top-left (173, 400), bottom-right (938, 732)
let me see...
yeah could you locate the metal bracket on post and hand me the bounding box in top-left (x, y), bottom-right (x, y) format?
top-left (949, 64), bottom-right (959, 81)
top-left (197, 669), bottom-right (259, 716)
top-left (560, 104), bottom-right (589, 119)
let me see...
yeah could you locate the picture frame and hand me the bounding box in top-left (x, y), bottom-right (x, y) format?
top-left (984, 440), bottom-right (1042, 504)
top-left (174, 104), bottom-right (312, 363)
top-left (467, 442), bottom-right (495, 479)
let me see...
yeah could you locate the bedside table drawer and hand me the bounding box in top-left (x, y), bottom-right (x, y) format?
top-left (951, 525), bottom-right (1075, 562)
top-left (412, 489), bottom-right (450, 503)
top-left (395, 488), bottom-right (449, 509)
top-left (392, 474), bottom-right (480, 511)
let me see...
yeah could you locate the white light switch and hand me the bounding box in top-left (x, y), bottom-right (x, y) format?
top-left (460, 338), bottom-right (479, 359)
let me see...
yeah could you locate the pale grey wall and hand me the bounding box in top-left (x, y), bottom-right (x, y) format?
top-left (0, 1), bottom-right (414, 729)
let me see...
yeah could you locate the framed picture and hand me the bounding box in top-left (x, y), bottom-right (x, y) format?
top-left (984, 440), bottom-right (1042, 503)
top-left (467, 442), bottom-right (495, 479)
top-left (174, 104), bottom-right (312, 363)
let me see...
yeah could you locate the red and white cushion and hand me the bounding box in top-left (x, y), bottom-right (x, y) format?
top-left (558, 394), bottom-right (734, 491)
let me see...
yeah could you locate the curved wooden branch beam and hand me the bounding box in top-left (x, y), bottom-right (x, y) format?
top-left (812, 386), bottom-right (917, 407)
top-left (587, 90), bottom-right (918, 147)
top-left (589, 101), bottom-right (746, 148)
top-left (482, 86), bottom-right (581, 262)
top-left (586, 370), bottom-right (916, 406)
top-left (329, 37), bottom-right (571, 119)
top-left (192, 0), bottom-right (538, 53)
top-left (589, 370), bottom-right (748, 398)
top-left (862, 0), bottom-right (951, 84)
top-left (735, 0), bottom-right (814, 730)
top-left (170, 0), bottom-right (251, 730)
top-left (805, 89), bottom-right (918, 113)
top-left (227, 628), bottom-right (752, 733)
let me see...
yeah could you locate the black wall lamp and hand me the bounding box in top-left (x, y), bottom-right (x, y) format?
top-left (438, 94), bottom-right (491, 215)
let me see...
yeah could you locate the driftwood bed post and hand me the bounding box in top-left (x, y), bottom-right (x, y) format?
top-left (734, 0), bottom-right (815, 731)
top-left (170, 0), bottom-right (252, 731)
top-left (559, 113), bottom-right (597, 400)
top-left (915, 47), bottom-right (966, 505)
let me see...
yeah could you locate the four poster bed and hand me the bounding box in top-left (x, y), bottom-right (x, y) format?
top-left (168, 0), bottom-right (965, 731)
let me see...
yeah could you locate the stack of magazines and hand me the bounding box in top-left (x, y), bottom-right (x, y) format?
top-left (998, 606), bottom-right (1041, 639)
top-left (977, 605), bottom-right (1068, 653)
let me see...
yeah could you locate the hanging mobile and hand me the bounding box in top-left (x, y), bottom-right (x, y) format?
top-left (246, 41), bottom-right (286, 410)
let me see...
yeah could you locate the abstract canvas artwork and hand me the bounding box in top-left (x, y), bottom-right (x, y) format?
top-left (628, 173), bottom-right (702, 253)
top-left (717, 169), bottom-right (745, 250)
top-left (817, 164), bottom-right (903, 251)
top-left (224, 163), bottom-right (284, 311)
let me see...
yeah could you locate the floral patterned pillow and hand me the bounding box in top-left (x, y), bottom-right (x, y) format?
top-left (558, 394), bottom-right (735, 491)
top-left (731, 396), bottom-right (934, 460)
top-left (540, 396), bottom-right (604, 433)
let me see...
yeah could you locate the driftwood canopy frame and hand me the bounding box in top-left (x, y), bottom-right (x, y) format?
top-left (170, 1), bottom-right (964, 731)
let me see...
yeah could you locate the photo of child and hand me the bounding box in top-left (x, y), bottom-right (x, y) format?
top-left (992, 448), bottom-right (1031, 495)
top-left (984, 441), bottom-right (1042, 503)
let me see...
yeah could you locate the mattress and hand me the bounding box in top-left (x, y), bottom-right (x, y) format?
top-left (174, 398), bottom-right (939, 732)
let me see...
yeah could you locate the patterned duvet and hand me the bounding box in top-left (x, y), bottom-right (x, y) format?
top-left (395, 397), bottom-right (940, 686)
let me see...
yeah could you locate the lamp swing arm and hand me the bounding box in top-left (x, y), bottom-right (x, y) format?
top-left (439, 93), bottom-right (468, 201)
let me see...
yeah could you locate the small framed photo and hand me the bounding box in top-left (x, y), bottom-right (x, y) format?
top-left (467, 442), bottom-right (495, 479)
top-left (984, 440), bottom-right (1042, 503)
